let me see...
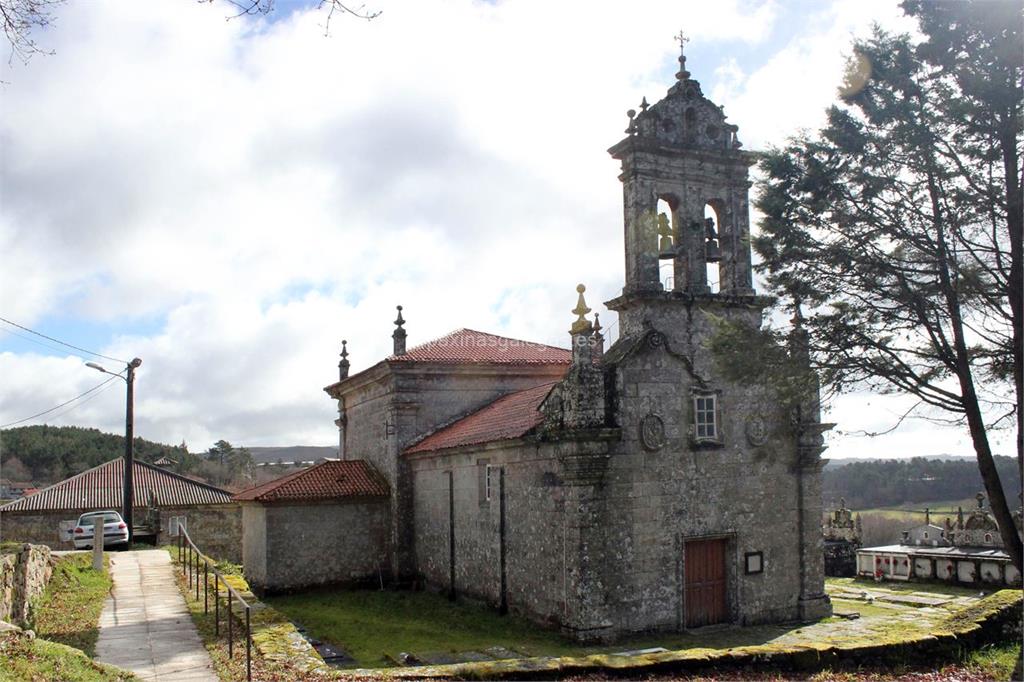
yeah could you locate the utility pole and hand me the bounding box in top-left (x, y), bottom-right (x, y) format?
top-left (123, 358), bottom-right (142, 543)
top-left (87, 357), bottom-right (142, 544)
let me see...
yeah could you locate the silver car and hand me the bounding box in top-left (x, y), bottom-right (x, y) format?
top-left (72, 510), bottom-right (129, 549)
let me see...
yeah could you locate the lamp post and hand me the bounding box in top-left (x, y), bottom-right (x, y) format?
top-left (86, 358), bottom-right (142, 543)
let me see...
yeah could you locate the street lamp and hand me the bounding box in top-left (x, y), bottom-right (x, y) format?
top-left (86, 357), bottom-right (142, 543)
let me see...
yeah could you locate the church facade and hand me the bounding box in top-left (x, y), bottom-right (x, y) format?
top-left (319, 46), bottom-right (832, 640)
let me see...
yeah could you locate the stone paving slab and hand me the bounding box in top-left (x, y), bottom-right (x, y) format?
top-left (95, 550), bottom-right (217, 682)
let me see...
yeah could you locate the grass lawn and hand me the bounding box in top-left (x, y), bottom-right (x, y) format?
top-left (266, 588), bottom-right (598, 667)
top-left (30, 552), bottom-right (112, 656)
top-left (0, 632), bottom-right (135, 682)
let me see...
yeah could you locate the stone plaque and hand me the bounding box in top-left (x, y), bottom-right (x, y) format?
top-left (640, 414), bottom-right (666, 451)
top-left (745, 415), bottom-right (768, 447)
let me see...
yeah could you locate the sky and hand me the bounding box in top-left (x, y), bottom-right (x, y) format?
top-left (0, 0), bottom-right (1010, 460)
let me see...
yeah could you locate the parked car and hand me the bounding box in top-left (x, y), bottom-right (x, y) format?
top-left (72, 510), bottom-right (129, 549)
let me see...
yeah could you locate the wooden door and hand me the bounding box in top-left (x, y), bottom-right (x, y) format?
top-left (684, 538), bottom-right (728, 628)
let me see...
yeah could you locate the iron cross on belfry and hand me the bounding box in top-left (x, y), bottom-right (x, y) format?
top-left (675, 30), bottom-right (689, 50)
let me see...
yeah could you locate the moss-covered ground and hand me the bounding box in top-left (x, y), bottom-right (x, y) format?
top-left (0, 632), bottom-right (136, 682)
top-left (29, 552), bottom-right (112, 656)
top-left (262, 578), bottom-right (1020, 673)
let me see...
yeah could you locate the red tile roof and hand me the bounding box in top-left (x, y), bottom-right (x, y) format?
top-left (389, 329), bottom-right (571, 365)
top-left (405, 382), bottom-right (556, 455)
top-left (233, 460), bottom-right (388, 503)
top-left (0, 458), bottom-right (234, 513)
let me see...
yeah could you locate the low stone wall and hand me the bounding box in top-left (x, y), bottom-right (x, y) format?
top-left (0, 544), bottom-right (53, 627)
top-left (162, 505), bottom-right (242, 564)
top-left (352, 589), bottom-right (1023, 680)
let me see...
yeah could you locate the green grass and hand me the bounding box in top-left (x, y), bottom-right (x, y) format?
top-left (0, 632), bottom-right (136, 682)
top-left (30, 552), bottom-right (112, 656)
top-left (964, 641), bottom-right (1022, 681)
top-left (0, 541), bottom-right (22, 555)
top-left (265, 588), bottom-right (590, 667)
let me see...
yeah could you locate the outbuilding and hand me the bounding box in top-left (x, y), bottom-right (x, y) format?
top-left (0, 457), bottom-right (241, 561)
top-left (234, 459), bottom-right (389, 595)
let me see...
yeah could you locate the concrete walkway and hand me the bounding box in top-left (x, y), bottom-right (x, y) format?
top-left (95, 550), bottom-right (218, 681)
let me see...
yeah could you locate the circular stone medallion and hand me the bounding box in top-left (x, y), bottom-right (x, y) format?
top-left (640, 414), bottom-right (667, 451)
top-left (745, 415), bottom-right (768, 447)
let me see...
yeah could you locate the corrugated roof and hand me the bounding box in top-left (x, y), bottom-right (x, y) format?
top-left (0, 458), bottom-right (234, 513)
top-left (233, 460), bottom-right (388, 503)
top-left (405, 382), bottom-right (555, 455)
top-left (389, 329), bottom-right (571, 365)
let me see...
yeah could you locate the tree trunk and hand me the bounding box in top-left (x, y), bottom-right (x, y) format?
top-left (999, 113), bottom-right (1023, 510)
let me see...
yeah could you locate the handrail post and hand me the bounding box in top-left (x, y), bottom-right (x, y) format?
top-left (203, 562), bottom-right (208, 613)
top-left (188, 546), bottom-right (192, 589)
top-left (228, 591), bottom-right (233, 658)
top-left (245, 606), bottom-right (252, 682)
top-left (214, 575), bottom-right (220, 636)
top-left (196, 556), bottom-right (201, 602)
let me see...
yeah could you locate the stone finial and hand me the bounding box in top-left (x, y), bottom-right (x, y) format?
top-left (393, 305), bottom-right (407, 355)
top-left (976, 492), bottom-right (985, 509)
top-left (925, 507), bottom-right (930, 526)
top-left (338, 339), bottom-right (350, 380)
top-left (570, 284), bottom-right (593, 335)
top-left (593, 313), bottom-right (605, 362)
top-left (640, 96), bottom-right (649, 112)
top-left (625, 109), bottom-right (637, 135)
top-left (840, 497), bottom-right (846, 509)
top-left (675, 30), bottom-right (691, 81)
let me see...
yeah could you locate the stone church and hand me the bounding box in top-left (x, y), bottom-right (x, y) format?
top-left (244, 43), bottom-right (833, 640)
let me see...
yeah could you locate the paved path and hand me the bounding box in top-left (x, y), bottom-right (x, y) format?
top-left (95, 550), bottom-right (218, 681)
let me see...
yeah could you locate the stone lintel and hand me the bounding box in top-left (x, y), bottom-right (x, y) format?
top-left (605, 290), bottom-right (773, 312)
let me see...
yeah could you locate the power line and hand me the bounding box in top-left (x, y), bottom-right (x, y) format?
top-left (0, 376), bottom-right (120, 429)
top-left (0, 316), bottom-right (127, 364)
top-left (0, 326), bottom-right (83, 357)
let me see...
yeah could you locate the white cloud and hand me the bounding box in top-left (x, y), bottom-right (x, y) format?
top-left (0, 0), bottom-right (994, 460)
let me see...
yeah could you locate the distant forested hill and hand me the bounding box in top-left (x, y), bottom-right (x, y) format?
top-left (823, 455), bottom-right (1021, 509)
top-left (0, 425), bottom-right (188, 484)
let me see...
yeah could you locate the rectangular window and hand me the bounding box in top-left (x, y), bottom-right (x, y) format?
top-left (694, 394), bottom-right (718, 440)
top-left (477, 459), bottom-right (491, 505)
top-left (484, 464), bottom-right (494, 502)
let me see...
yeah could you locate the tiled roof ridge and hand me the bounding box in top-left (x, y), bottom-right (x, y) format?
top-left (405, 381), bottom-right (557, 455)
top-left (388, 328), bottom-right (570, 362)
top-left (404, 381), bottom-right (558, 452)
top-left (233, 459), bottom-right (388, 502)
top-left (0, 456), bottom-right (233, 513)
top-left (133, 459), bottom-right (233, 496)
top-left (231, 465), bottom-right (313, 501)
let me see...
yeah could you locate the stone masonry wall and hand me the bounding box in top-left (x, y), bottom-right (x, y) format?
top-left (0, 544), bottom-right (53, 627)
top-left (245, 500), bottom-right (388, 594)
top-left (410, 442), bottom-right (580, 629)
top-left (162, 505), bottom-right (242, 563)
top-left (1, 505), bottom-right (241, 562)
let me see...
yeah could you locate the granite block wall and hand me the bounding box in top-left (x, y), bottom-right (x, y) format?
top-left (0, 544), bottom-right (53, 627)
top-left (242, 500), bottom-right (388, 594)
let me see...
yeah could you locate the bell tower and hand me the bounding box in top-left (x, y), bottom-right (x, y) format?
top-left (607, 37), bottom-right (756, 301)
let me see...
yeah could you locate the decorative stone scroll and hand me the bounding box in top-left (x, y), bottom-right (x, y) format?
top-left (639, 414), bottom-right (667, 451)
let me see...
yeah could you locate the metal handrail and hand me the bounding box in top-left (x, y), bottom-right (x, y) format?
top-left (177, 528), bottom-right (252, 681)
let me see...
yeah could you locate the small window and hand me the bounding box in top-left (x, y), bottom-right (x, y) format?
top-left (694, 394), bottom-right (718, 441)
top-left (745, 551), bottom-right (763, 575)
top-left (923, 531), bottom-right (929, 539)
top-left (477, 459), bottom-right (492, 505)
top-left (985, 533), bottom-right (992, 542)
